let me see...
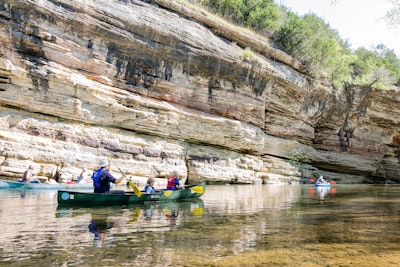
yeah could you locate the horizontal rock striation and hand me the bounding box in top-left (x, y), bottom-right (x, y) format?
top-left (0, 0), bottom-right (398, 184)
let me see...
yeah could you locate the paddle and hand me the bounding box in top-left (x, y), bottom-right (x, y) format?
top-left (114, 164), bottom-right (123, 174)
top-left (0, 150), bottom-right (8, 167)
top-left (111, 162), bottom-right (142, 197)
top-left (127, 179), bottom-right (142, 197)
top-left (190, 185), bottom-right (204, 194)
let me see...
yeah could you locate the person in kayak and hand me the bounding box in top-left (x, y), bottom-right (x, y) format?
top-left (316, 175), bottom-right (327, 184)
top-left (92, 159), bottom-right (125, 193)
top-left (22, 164), bottom-right (40, 183)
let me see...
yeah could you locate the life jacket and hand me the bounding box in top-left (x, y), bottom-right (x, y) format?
top-left (167, 176), bottom-right (177, 190)
top-left (144, 184), bottom-right (156, 193)
top-left (92, 168), bottom-right (104, 187)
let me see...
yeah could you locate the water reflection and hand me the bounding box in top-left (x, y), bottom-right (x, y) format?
top-left (56, 198), bottom-right (204, 236)
top-left (1, 185), bottom-right (400, 266)
top-left (311, 185), bottom-right (331, 204)
top-left (88, 212), bottom-right (115, 247)
top-left (19, 188), bottom-right (57, 199)
top-left (204, 184), bottom-right (302, 213)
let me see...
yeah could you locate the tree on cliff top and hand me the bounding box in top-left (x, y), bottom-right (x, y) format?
top-left (201, 0), bottom-right (283, 33)
top-left (352, 45), bottom-right (400, 88)
top-left (197, 0), bottom-right (400, 89)
top-left (273, 12), bottom-right (353, 88)
top-left (385, 0), bottom-right (400, 28)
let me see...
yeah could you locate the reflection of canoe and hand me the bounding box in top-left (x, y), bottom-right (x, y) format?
top-left (56, 205), bottom-right (125, 218)
top-left (57, 198), bottom-right (204, 243)
top-left (0, 179), bottom-right (93, 190)
top-left (56, 198), bottom-right (204, 218)
top-left (57, 182), bottom-right (205, 206)
top-left (139, 198), bottom-right (204, 217)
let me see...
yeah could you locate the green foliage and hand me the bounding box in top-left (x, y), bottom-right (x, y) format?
top-left (373, 45), bottom-right (400, 86)
top-left (201, 0), bottom-right (283, 32)
top-left (237, 47), bottom-right (254, 58)
top-left (288, 148), bottom-right (300, 162)
top-left (197, 0), bottom-right (400, 89)
top-left (275, 13), bottom-right (353, 87)
top-left (384, 0), bottom-right (400, 28)
top-left (243, 0), bottom-right (282, 32)
top-left (287, 148), bottom-right (304, 170)
top-left (201, 0), bottom-right (245, 21)
top-left (351, 45), bottom-right (400, 89)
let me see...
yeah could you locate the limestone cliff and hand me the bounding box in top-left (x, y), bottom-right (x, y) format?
top-left (0, 0), bottom-right (398, 185)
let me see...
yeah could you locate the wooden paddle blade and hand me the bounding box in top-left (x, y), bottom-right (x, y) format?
top-left (128, 180), bottom-right (142, 197)
top-left (163, 190), bottom-right (173, 197)
top-left (190, 185), bottom-right (204, 194)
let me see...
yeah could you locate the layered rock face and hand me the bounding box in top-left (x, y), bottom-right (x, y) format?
top-left (0, 0), bottom-right (398, 185)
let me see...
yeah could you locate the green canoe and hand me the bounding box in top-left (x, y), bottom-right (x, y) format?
top-left (57, 182), bottom-right (206, 206)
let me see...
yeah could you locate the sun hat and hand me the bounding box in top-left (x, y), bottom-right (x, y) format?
top-left (98, 159), bottom-right (110, 168)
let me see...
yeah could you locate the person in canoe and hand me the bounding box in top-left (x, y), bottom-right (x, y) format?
top-left (21, 164), bottom-right (40, 183)
top-left (144, 177), bottom-right (158, 193)
top-left (92, 159), bottom-right (126, 193)
top-left (166, 171), bottom-right (180, 191)
top-left (46, 177), bottom-right (58, 184)
top-left (77, 167), bottom-right (90, 184)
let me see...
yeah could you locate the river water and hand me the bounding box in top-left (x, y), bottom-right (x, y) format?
top-left (1, 184), bottom-right (400, 266)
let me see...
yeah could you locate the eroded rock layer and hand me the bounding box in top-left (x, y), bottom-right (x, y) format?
top-left (0, 0), bottom-right (398, 184)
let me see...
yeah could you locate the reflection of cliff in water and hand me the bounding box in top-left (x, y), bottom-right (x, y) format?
top-left (202, 185), bottom-right (301, 214)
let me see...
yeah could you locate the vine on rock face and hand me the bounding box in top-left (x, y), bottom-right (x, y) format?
top-left (288, 148), bottom-right (300, 162)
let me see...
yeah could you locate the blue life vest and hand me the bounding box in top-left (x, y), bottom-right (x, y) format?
top-left (92, 169), bottom-right (104, 188)
top-left (144, 184), bottom-right (156, 193)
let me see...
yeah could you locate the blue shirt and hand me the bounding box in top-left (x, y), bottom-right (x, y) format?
top-left (92, 168), bottom-right (116, 193)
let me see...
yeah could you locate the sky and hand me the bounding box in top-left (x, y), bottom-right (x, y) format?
top-left (276, 0), bottom-right (400, 56)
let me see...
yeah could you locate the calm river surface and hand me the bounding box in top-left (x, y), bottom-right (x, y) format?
top-left (1, 184), bottom-right (400, 266)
